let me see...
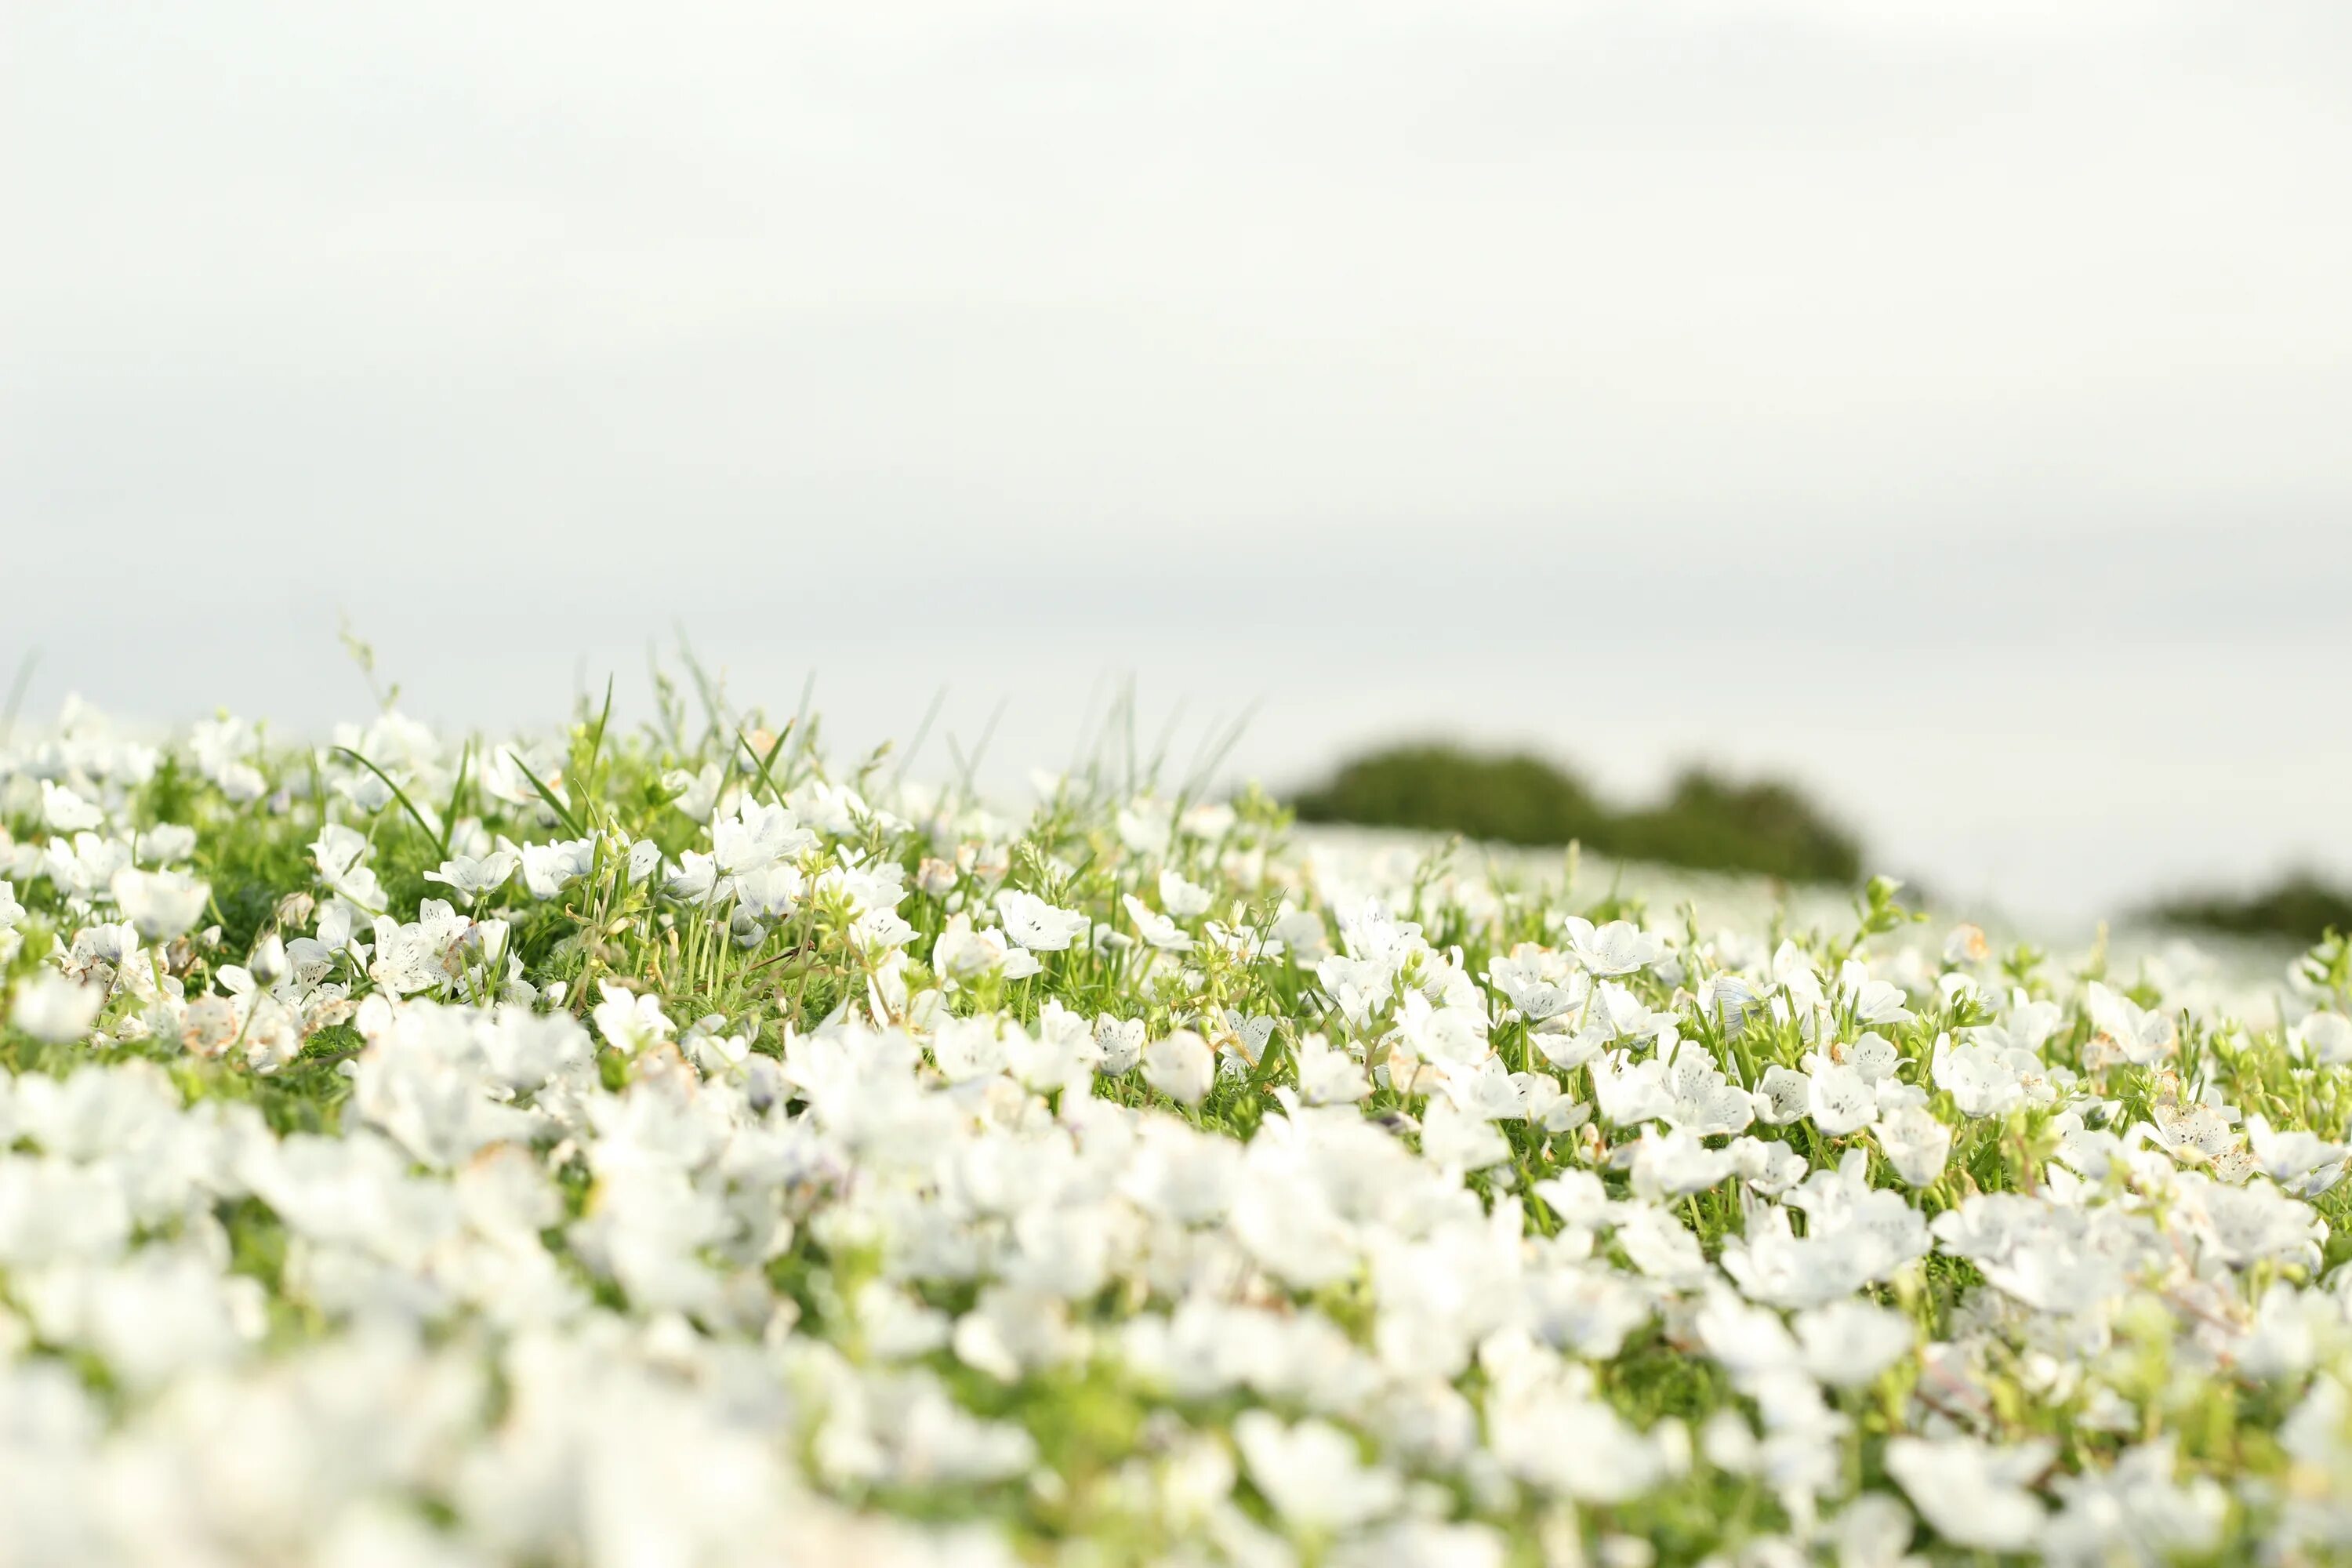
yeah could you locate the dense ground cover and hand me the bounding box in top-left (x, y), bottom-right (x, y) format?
top-left (2, 691), bottom-right (2350, 1566)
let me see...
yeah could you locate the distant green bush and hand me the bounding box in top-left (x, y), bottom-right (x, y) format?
top-left (1291, 744), bottom-right (1863, 884)
top-left (1287, 746), bottom-right (1611, 850)
top-left (2144, 873), bottom-right (2352, 945)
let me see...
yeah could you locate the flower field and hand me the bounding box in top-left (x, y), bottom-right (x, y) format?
top-left (2, 695), bottom-right (2349, 1567)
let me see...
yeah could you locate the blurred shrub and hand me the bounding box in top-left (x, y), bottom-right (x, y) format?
top-left (1289, 746), bottom-right (1611, 849)
top-left (1609, 770), bottom-right (1864, 884)
top-left (1290, 744), bottom-right (1863, 884)
top-left (2144, 873), bottom-right (2352, 944)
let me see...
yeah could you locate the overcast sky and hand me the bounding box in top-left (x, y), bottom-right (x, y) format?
top-left (5, 2), bottom-right (2350, 920)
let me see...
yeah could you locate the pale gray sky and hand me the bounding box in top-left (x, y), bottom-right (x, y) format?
top-left (5, 2), bottom-right (2350, 920)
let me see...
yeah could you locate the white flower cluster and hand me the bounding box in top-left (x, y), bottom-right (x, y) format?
top-left (0, 698), bottom-right (2348, 1566)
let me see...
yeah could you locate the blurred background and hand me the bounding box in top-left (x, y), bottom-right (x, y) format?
top-left (5, 2), bottom-right (2350, 927)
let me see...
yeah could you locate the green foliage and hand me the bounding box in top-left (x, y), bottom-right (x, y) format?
top-left (1290, 745), bottom-right (1610, 848)
top-left (1611, 769), bottom-right (1864, 884)
top-left (2145, 872), bottom-right (2352, 945)
top-left (1293, 743), bottom-right (1863, 884)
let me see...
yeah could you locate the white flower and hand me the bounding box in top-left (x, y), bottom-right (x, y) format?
top-left (62, 920), bottom-right (140, 985)
top-left (2171, 1172), bottom-right (2325, 1269)
top-left (1808, 1063), bottom-right (1876, 1137)
top-left (1592, 1049), bottom-right (1675, 1128)
top-left (1272, 907), bottom-right (1331, 962)
top-left (1232, 1411), bottom-right (1401, 1534)
top-left (41, 781), bottom-right (106, 833)
top-left (1792, 1300), bottom-right (1912, 1388)
top-left (107, 866), bottom-right (210, 941)
top-left (1487, 1391), bottom-right (1668, 1503)
top-left (367, 903), bottom-right (472, 996)
top-left (1752, 1064), bottom-right (1810, 1126)
top-left (1391, 990), bottom-right (1490, 1068)
top-left (1093, 1014), bottom-right (1145, 1073)
top-left (1438, 1054), bottom-right (1524, 1120)
top-left (1661, 1037), bottom-right (1754, 1136)
top-left (2245, 1115), bottom-right (2351, 1198)
top-left (11, 974), bottom-right (104, 1042)
top-left (1630, 1128), bottom-right (1736, 1202)
top-left (932, 1015), bottom-right (1008, 1081)
top-left (423, 850), bottom-right (518, 902)
top-left (732, 863), bottom-right (804, 924)
top-left (849, 907), bottom-right (916, 953)
top-left (993, 889), bottom-right (1089, 952)
top-left (1519, 1073), bottom-right (1592, 1135)
top-left (592, 981), bottom-right (674, 1055)
top-left (1531, 1005), bottom-right (1614, 1072)
top-left (1873, 1105), bottom-right (1953, 1186)
top-left (1420, 1098), bottom-right (1512, 1171)
top-left (1845, 1030), bottom-right (1900, 1082)
top-left (1719, 1137), bottom-right (1802, 1197)
top-left (1694, 1288), bottom-right (1801, 1387)
top-left (1563, 916), bottom-right (1663, 977)
top-left (310, 822), bottom-right (384, 910)
top-left (1297, 1035), bottom-right (1370, 1104)
top-left (1829, 1495), bottom-right (1924, 1568)
top-left (1929, 1033), bottom-right (2027, 1119)
top-left (132, 824), bottom-right (198, 865)
top-left (1884, 1435), bottom-right (2052, 1552)
top-left (1158, 868), bottom-right (1214, 918)
top-left (1489, 946), bottom-right (1584, 1022)
top-left (1838, 967), bottom-right (1915, 1027)
top-left (2085, 981), bottom-right (2176, 1066)
top-left (710, 800), bottom-right (814, 874)
top-left (2292, 1009), bottom-right (2352, 1066)
top-left (1142, 1030), bottom-right (1214, 1105)
top-left (247, 931), bottom-right (289, 987)
top-left (2041, 1439), bottom-right (2224, 1568)
top-left (661, 763), bottom-right (724, 819)
top-left (1122, 895), bottom-right (1193, 952)
top-left (519, 837), bottom-right (597, 899)
top-left (933, 913), bottom-right (1016, 982)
